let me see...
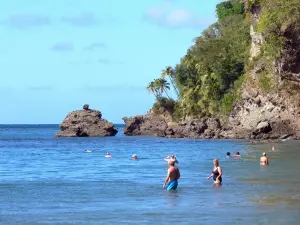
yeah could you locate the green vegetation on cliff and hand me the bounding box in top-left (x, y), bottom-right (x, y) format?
top-left (247, 0), bottom-right (300, 91)
top-left (256, 0), bottom-right (300, 60)
top-left (147, 0), bottom-right (300, 122)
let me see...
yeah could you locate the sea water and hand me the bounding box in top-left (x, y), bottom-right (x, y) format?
top-left (1, 125), bottom-right (300, 225)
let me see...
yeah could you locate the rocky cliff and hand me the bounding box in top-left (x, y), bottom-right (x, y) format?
top-left (123, 0), bottom-right (300, 140)
top-left (223, 0), bottom-right (300, 139)
top-left (56, 104), bottom-right (118, 137)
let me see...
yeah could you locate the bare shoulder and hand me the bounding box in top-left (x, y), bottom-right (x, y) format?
top-left (169, 167), bottom-right (179, 172)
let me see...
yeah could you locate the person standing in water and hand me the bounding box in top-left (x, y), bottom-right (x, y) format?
top-left (207, 159), bottom-right (222, 186)
top-left (260, 152), bottom-right (269, 165)
top-left (163, 159), bottom-right (180, 190)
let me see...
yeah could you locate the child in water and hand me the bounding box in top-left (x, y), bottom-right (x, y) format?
top-left (105, 152), bottom-right (112, 158)
top-left (232, 152), bottom-right (241, 158)
top-left (226, 152), bottom-right (231, 159)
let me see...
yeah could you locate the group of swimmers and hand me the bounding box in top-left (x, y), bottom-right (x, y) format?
top-left (226, 152), bottom-right (241, 159)
top-left (85, 149), bottom-right (269, 191)
top-left (226, 151), bottom-right (269, 165)
top-left (84, 151), bottom-right (138, 160)
top-left (163, 151), bottom-right (270, 191)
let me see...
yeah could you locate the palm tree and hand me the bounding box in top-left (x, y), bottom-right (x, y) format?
top-left (147, 81), bottom-right (159, 99)
top-left (147, 79), bottom-right (163, 99)
top-left (161, 66), bottom-right (179, 98)
top-left (155, 78), bottom-right (171, 99)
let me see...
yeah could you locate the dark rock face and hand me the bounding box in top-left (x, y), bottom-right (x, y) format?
top-left (83, 104), bottom-right (89, 110)
top-left (123, 116), bottom-right (225, 139)
top-left (123, 115), bottom-right (168, 137)
top-left (56, 107), bottom-right (117, 137)
top-left (254, 121), bottom-right (272, 135)
top-left (123, 112), bottom-right (299, 140)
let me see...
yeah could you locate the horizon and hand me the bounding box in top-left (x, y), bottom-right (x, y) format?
top-left (0, 0), bottom-right (221, 124)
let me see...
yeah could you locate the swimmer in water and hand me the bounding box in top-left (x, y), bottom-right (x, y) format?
top-left (84, 150), bottom-right (95, 153)
top-left (226, 152), bottom-right (231, 159)
top-left (132, 154), bottom-right (137, 160)
top-left (207, 159), bottom-right (222, 186)
top-left (105, 152), bottom-right (112, 158)
top-left (163, 159), bottom-right (180, 190)
top-left (233, 152), bottom-right (241, 158)
top-left (260, 152), bottom-right (269, 165)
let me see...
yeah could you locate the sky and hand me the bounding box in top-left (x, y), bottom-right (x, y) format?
top-left (0, 0), bottom-right (221, 124)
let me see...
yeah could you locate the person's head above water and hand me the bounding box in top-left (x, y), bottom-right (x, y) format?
top-left (262, 152), bottom-right (266, 156)
top-left (105, 152), bottom-right (112, 158)
top-left (236, 152), bottom-right (240, 155)
top-left (226, 152), bottom-right (231, 156)
top-left (213, 159), bottom-right (219, 167)
top-left (132, 154), bottom-right (137, 160)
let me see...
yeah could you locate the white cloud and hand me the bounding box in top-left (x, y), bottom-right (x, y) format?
top-left (144, 3), bottom-right (213, 29)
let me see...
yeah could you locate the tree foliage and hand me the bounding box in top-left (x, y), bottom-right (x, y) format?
top-left (147, 78), bottom-right (171, 100)
top-left (173, 1), bottom-right (250, 119)
top-left (216, 0), bottom-right (245, 21)
top-left (147, 0), bottom-right (251, 120)
top-left (256, 0), bottom-right (300, 61)
top-left (152, 97), bottom-right (176, 115)
top-left (162, 66), bottom-right (179, 98)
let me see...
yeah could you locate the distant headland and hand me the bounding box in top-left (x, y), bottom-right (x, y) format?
top-left (57, 1), bottom-right (300, 140)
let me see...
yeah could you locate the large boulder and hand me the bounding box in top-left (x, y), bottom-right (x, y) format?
top-left (123, 115), bottom-right (168, 137)
top-left (254, 121), bottom-right (272, 134)
top-left (56, 106), bottom-right (118, 137)
top-left (206, 118), bottom-right (221, 130)
top-left (83, 104), bottom-right (89, 110)
top-left (123, 115), bottom-right (224, 139)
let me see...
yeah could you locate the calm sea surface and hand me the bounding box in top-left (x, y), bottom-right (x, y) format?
top-left (1, 124), bottom-right (300, 225)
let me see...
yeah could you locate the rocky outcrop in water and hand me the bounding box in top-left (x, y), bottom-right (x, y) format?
top-left (122, 115), bottom-right (168, 137)
top-left (56, 105), bottom-right (118, 137)
top-left (123, 116), bottom-right (226, 139)
top-left (123, 112), bottom-right (299, 139)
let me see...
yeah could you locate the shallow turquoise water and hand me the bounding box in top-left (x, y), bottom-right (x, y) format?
top-left (0, 125), bottom-right (300, 224)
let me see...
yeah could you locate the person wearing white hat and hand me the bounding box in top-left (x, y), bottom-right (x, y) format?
top-left (132, 154), bottom-right (137, 160)
top-left (163, 159), bottom-right (180, 190)
top-left (164, 155), bottom-right (179, 164)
